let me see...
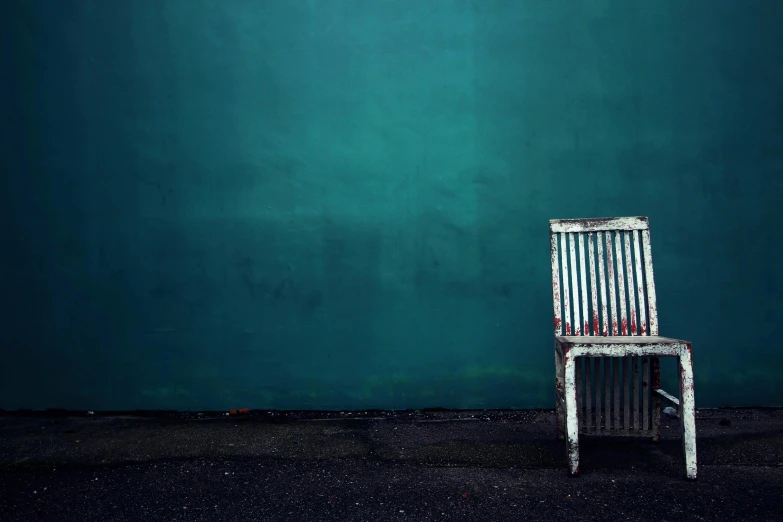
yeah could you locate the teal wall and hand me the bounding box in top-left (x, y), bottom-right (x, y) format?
top-left (2, 0), bottom-right (781, 411)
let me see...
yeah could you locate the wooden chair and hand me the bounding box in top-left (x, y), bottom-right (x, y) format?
top-left (550, 216), bottom-right (697, 479)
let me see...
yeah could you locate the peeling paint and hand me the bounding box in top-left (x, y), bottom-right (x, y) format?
top-left (549, 216), bottom-right (649, 234)
top-left (550, 217), bottom-right (696, 479)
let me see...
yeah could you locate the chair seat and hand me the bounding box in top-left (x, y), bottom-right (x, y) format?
top-left (555, 335), bottom-right (691, 357)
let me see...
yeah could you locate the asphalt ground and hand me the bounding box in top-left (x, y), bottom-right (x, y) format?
top-left (1, 408), bottom-right (781, 521)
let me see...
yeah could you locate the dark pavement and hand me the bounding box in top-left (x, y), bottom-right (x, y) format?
top-left (1, 408), bottom-right (781, 521)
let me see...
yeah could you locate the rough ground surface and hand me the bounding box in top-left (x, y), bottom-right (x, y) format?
top-left (1, 408), bottom-right (781, 521)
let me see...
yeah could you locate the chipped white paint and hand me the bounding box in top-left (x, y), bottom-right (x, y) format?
top-left (568, 233), bottom-right (580, 335)
top-left (606, 232), bottom-right (619, 335)
top-left (632, 231), bottom-right (647, 335)
top-left (654, 388), bottom-right (680, 406)
top-left (587, 234), bottom-right (599, 335)
top-left (596, 233), bottom-right (608, 335)
top-left (578, 234), bottom-right (589, 335)
top-left (560, 233), bottom-right (571, 335)
top-left (550, 233), bottom-right (562, 335)
top-left (556, 336), bottom-right (687, 356)
top-left (554, 341), bottom-right (565, 439)
top-left (615, 232), bottom-right (628, 335)
top-left (679, 346), bottom-right (698, 480)
top-left (624, 232), bottom-right (637, 335)
top-left (563, 350), bottom-right (580, 475)
top-left (549, 217), bottom-right (697, 480)
top-left (641, 230), bottom-right (659, 335)
top-left (550, 216), bottom-right (649, 233)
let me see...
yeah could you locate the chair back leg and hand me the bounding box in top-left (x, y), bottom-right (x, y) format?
top-left (555, 344), bottom-right (565, 440)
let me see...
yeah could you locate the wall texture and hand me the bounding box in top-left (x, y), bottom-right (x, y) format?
top-left (2, 0), bottom-right (782, 411)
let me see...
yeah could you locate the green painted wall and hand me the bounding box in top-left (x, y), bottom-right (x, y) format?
top-left (2, 0), bottom-right (781, 411)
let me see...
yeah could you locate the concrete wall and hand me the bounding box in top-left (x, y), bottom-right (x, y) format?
top-left (2, 0), bottom-right (781, 410)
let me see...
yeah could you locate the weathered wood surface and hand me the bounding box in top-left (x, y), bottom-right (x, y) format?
top-left (550, 217), bottom-right (697, 480)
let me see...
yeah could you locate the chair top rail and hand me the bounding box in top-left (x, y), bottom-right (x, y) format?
top-left (550, 216), bottom-right (649, 234)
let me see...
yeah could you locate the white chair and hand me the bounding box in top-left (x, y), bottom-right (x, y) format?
top-left (550, 216), bottom-right (697, 479)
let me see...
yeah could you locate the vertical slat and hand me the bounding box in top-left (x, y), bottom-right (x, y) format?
top-left (569, 233), bottom-right (581, 335)
top-left (594, 358), bottom-right (601, 435)
top-left (623, 358), bottom-right (630, 433)
top-left (605, 233), bottom-right (618, 335)
top-left (633, 231), bottom-right (647, 335)
top-left (651, 357), bottom-right (661, 441)
top-left (587, 234), bottom-right (599, 336)
top-left (624, 232), bottom-right (637, 335)
top-left (615, 232), bottom-right (628, 335)
top-left (604, 359), bottom-right (611, 430)
top-left (633, 357), bottom-right (640, 431)
top-left (560, 233), bottom-right (571, 336)
top-left (551, 233), bottom-right (563, 335)
top-left (578, 234), bottom-right (589, 336)
top-left (641, 230), bottom-right (659, 335)
top-left (643, 356), bottom-right (650, 432)
top-left (576, 357), bottom-right (582, 429)
top-left (613, 358), bottom-right (620, 431)
top-left (597, 232), bottom-right (608, 336)
top-left (585, 357), bottom-right (592, 433)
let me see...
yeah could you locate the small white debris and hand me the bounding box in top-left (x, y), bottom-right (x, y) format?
top-left (87, 411), bottom-right (95, 415)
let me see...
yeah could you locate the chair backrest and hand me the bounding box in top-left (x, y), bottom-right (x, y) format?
top-left (550, 216), bottom-right (658, 337)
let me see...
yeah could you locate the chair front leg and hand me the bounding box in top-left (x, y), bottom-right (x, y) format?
top-left (679, 344), bottom-right (697, 480)
top-left (563, 348), bottom-right (580, 476)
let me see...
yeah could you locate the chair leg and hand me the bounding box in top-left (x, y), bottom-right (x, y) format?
top-left (564, 349), bottom-right (580, 476)
top-left (679, 345), bottom-right (697, 480)
top-left (555, 343), bottom-right (565, 440)
top-left (651, 357), bottom-right (661, 442)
